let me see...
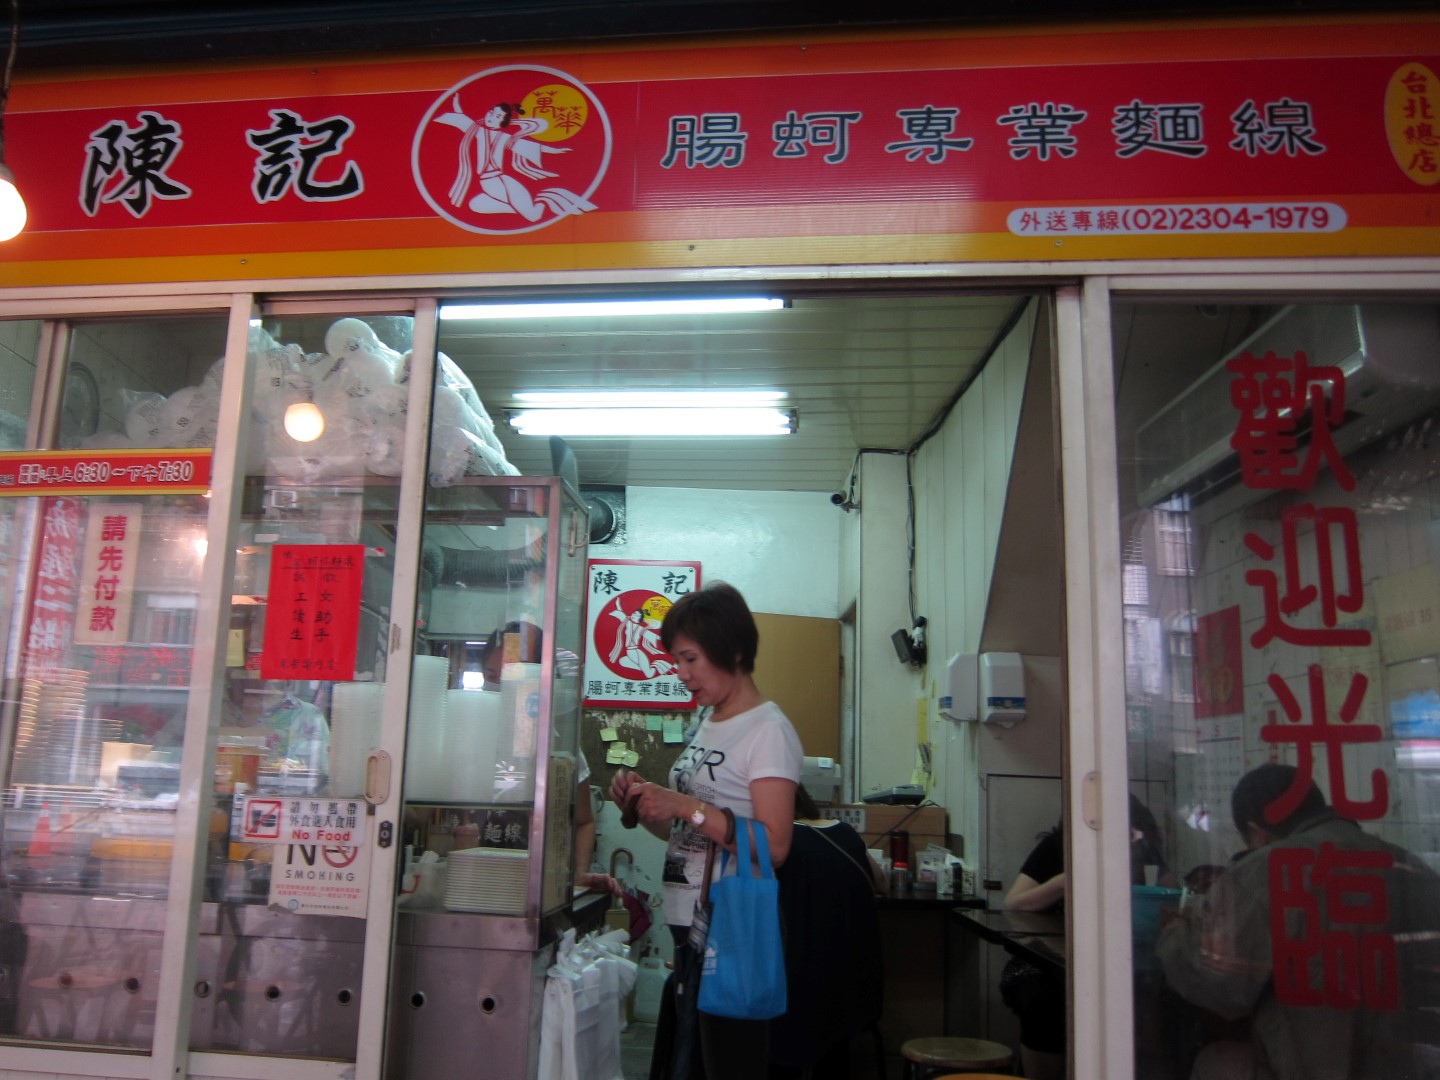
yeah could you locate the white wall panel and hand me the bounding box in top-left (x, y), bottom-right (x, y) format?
top-left (615, 486), bottom-right (841, 619)
top-left (856, 452), bottom-right (922, 794)
top-left (902, 300), bottom-right (1038, 851)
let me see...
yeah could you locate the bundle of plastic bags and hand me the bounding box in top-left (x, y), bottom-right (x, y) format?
top-left (537, 927), bottom-right (638, 1080)
top-left (82, 316), bottom-right (520, 487)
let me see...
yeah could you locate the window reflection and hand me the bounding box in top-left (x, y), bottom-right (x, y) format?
top-left (0, 314), bottom-right (225, 1051)
top-left (1116, 301), bottom-right (1440, 1080)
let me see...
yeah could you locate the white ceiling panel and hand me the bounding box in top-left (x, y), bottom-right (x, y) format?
top-left (438, 292), bottom-right (1030, 492)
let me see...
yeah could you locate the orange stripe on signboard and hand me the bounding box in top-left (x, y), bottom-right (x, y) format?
top-left (0, 225), bottom-right (1434, 290)
top-left (7, 194), bottom-right (1432, 270)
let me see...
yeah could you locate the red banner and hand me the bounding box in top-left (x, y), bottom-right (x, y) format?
top-left (0, 449), bottom-right (212, 496)
top-left (2, 20), bottom-right (1437, 283)
top-left (259, 544), bottom-right (365, 681)
top-left (23, 497), bottom-right (82, 668)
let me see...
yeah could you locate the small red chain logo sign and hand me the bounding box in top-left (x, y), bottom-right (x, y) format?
top-left (412, 65), bottom-right (612, 235)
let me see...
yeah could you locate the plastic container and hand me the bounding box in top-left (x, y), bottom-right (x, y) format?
top-left (1132, 885), bottom-right (1183, 971)
top-left (889, 830), bottom-right (910, 866)
top-left (215, 736), bottom-right (266, 794)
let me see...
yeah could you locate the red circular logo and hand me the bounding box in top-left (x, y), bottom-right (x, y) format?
top-left (592, 590), bottom-right (679, 680)
top-left (412, 65), bottom-right (612, 235)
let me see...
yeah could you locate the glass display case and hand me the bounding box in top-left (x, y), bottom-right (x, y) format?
top-left (398, 476), bottom-right (587, 923)
top-left (382, 474), bottom-right (589, 1080)
top-left (0, 308), bottom-right (592, 1075)
top-left (183, 312), bottom-right (588, 1067)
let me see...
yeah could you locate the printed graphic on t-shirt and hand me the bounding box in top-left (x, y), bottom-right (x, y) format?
top-left (663, 852), bottom-right (689, 886)
top-left (671, 741), bottom-right (725, 805)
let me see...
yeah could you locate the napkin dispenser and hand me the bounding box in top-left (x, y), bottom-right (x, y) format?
top-left (940, 652), bottom-right (1026, 727)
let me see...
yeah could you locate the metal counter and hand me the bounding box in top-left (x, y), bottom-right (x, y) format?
top-left (3, 888), bottom-right (610, 1072)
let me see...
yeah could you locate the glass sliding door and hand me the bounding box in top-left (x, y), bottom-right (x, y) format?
top-left (1111, 299), bottom-right (1440, 1080)
top-left (184, 308), bottom-right (425, 1074)
top-left (0, 314), bottom-right (226, 1053)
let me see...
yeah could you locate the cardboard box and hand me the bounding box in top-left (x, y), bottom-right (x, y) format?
top-left (821, 804), bottom-right (948, 859)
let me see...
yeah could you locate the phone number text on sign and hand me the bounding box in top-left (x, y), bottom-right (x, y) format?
top-left (1008, 202), bottom-right (1347, 236)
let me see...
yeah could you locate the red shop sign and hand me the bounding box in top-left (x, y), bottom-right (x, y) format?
top-left (0, 449), bottom-right (212, 496)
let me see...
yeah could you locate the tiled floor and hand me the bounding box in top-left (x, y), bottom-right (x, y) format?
top-left (621, 1020), bottom-right (658, 1080)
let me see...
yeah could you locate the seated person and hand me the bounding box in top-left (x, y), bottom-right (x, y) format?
top-left (1002, 795), bottom-right (1171, 1080)
top-left (1001, 821), bottom-right (1067, 1080)
top-left (1157, 763), bottom-right (1440, 1080)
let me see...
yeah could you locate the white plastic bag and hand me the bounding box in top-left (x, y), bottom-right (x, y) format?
top-left (537, 929), bottom-right (630, 1080)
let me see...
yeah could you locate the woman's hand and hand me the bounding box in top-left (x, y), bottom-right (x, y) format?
top-left (577, 871), bottom-right (622, 896)
top-left (609, 769), bottom-right (647, 814)
top-left (626, 781), bottom-right (692, 826)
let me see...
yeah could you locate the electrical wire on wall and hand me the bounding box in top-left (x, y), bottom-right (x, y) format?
top-left (897, 295), bottom-right (1036, 664)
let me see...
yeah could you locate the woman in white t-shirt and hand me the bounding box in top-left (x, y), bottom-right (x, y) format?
top-left (610, 581), bottom-right (803, 1079)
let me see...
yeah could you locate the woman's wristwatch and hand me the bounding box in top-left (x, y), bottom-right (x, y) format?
top-left (689, 801), bottom-right (736, 844)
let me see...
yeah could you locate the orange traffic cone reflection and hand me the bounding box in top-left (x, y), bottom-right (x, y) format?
top-left (28, 803), bottom-right (54, 857)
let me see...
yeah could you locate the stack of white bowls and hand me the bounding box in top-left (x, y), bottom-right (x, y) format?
top-left (443, 847), bottom-right (529, 914)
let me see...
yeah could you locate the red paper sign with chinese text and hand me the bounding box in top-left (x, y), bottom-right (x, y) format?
top-left (23, 496), bottom-right (82, 667)
top-left (260, 544), bottom-right (365, 681)
top-left (1193, 605), bottom-right (1243, 718)
top-left (73, 502), bottom-right (142, 646)
top-left (0, 449), bottom-right (212, 496)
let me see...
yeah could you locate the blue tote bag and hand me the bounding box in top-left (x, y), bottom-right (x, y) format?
top-left (698, 817), bottom-right (787, 1020)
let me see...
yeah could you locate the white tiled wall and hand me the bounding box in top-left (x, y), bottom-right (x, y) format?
top-left (880, 298), bottom-right (1040, 846)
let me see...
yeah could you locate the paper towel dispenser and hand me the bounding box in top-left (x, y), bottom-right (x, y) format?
top-left (939, 651), bottom-right (1027, 726)
top-left (800, 755), bottom-right (843, 798)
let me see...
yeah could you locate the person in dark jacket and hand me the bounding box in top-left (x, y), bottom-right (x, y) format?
top-left (768, 785), bottom-right (885, 1080)
top-left (1157, 764), bottom-right (1440, 1080)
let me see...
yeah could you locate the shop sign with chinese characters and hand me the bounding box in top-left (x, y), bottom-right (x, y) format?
top-left (2, 20), bottom-right (1438, 286)
top-left (584, 559), bottom-right (699, 709)
top-left (259, 544), bottom-right (365, 681)
top-left (1226, 349), bottom-right (1398, 1010)
top-left (73, 502), bottom-right (141, 646)
top-left (235, 794), bottom-right (371, 917)
top-left (23, 497), bottom-right (82, 667)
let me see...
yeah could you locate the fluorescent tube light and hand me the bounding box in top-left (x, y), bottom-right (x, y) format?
top-left (513, 390), bottom-right (786, 408)
top-left (440, 297), bottom-right (786, 320)
top-left (506, 407), bottom-right (796, 438)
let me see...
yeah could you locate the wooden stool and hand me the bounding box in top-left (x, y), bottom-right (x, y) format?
top-left (901, 1036), bottom-right (1014, 1078)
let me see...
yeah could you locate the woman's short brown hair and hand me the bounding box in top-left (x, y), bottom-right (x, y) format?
top-left (660, 581), bottom-right (758, 674)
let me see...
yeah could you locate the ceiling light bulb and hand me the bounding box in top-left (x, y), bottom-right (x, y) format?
top-left (0, 165), bottom-right (27, 242)
top-left (284, 401), bottom-right (325, 442)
